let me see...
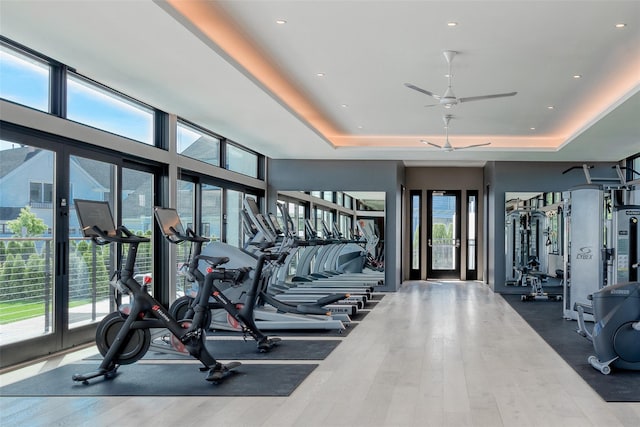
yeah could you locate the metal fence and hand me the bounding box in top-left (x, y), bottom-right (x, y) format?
top-left (0, 237), bottom-right (153, 345)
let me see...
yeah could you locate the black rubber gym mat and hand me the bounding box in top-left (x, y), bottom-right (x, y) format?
top-left (501, 294), bottom-right (640, 402)
top-left (85, 338), bottom-right (340, 361)
top-left (209, 322), bottom-right (358, 337)
top-left (0, 362), bottom-right (317, 396)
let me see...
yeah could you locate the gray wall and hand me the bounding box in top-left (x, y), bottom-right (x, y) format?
top-left (267, 159), bottom-right (405, 291)
top-left (484, 161), bottom-right (620, 292)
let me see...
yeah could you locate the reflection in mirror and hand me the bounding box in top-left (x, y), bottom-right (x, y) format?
top-left (504, 192), bottom-right (564, 292)
top-left (277, 191), bottom-right (385, 274)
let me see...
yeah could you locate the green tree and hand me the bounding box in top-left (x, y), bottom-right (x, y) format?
top-left (24, 253), bottom-right (45, 300)
top-left (7, 206), bottom-right (48, 236)
top-left (20, 240), bottom-right (37, 261)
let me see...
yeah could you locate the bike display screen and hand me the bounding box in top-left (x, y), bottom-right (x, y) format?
top-left (75, 199), bottom-right (117, 238)
top-left (154, 207), bottom-right (185, 237)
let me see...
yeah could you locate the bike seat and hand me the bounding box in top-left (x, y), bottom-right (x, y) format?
top-left (197, 255), bottom-right (230, 267)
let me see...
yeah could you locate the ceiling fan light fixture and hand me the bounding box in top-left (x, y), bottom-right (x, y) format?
top-left (405, 51), bottom-right (517, 108)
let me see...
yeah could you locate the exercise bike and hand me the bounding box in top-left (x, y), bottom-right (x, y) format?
top-left (154, 206), bottom-right (280, 352)
top-left (72, 199), bottom-right (240, 384)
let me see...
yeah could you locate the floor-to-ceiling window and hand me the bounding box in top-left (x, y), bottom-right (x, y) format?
top-left (0, 37), bottom-right (266, 368)
top-left (68, 156), bottom-right (116, 330)
top-left (0, 142), bottom-right (56, 344)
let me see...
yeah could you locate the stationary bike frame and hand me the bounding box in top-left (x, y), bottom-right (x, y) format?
top-left (167, 225), bottom-right (281, 350)
top-left (73, 225), bottom-right (234, 384)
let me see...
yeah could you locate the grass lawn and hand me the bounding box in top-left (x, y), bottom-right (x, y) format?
top-left (0, 300), bottom-right (95, 324)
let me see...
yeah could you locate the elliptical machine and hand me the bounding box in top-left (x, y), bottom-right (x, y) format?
top-left (586, 275), bottom-right (640, 375)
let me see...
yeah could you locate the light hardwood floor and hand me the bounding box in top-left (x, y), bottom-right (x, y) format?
top-left (1, 280), bottom-right (639, 427)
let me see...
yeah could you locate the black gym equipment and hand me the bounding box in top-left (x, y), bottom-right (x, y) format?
top-left (580, 279), bottom-right (640, 375)
top-left (71, 199), bottom-right (240, 384)
top-left (154, 206), bottom-right (280, 352)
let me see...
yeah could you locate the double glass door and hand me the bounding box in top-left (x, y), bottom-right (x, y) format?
top-left (0, 128), bottom-right (157, 367)
top-left (427, 190), bottom-right (461, 279)
top-left (410, 190), bottom-right (478, 280)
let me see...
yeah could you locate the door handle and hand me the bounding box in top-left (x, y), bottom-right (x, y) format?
top-left (455, 238), bottom-right (461, 248)
top-left (428, 238), bottom-right (432, 247)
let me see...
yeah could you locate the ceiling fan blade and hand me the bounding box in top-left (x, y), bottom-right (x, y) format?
top-left (455, 142), bottom-right (492, 150)
top-left (404, 83), bottom-right (441, 99)
top-left (421, 140), bottom-right (442, 148)
top-left (458, 92), bottom-right (517, 103)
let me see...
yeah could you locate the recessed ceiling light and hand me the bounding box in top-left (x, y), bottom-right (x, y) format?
top-left (447, 22), bottom-right (458, 27)
top-left (547, 105), bottom-right (555, 110)
top-left (316, 72), bottom-right (325, 77)
top-left (340, 104), bottom-right (348, 108)
top-left (530, 127), bottom-right (536, 130)
top-left (573, 74), bottom-right (582, 79)
top-left (615, 23), bottom-right (626, 28)
top-left (357, 125), bottom-right (363, 129)
top-left (276, 19), bottom-right (287, 25)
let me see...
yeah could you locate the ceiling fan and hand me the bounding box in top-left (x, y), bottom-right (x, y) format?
top-left (421, 115), bottom-right (491, 152)
top-left (405, 50), bottom-right (517, 108)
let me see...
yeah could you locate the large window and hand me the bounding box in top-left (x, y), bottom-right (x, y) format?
top-left (121, 168), bottom-right (154, 294)
top-left (0, 43), bottom-right (49, 112)
top-left (177, 121), bottom-right (220, 167)
top-left (201, 184), bottom-right (222, 240)
top-left (0, 38), bottom-right (269, 368)
top-left (0, 143), bottom-right (55, 343)
top-left (68, 156), bottom-right (116, 330)
top-left (66, 73), bottom-right (154, 144)
top-left (226, 144), bottom-right (258, 178)
top-left (227, 190), bottom-right (257, 248)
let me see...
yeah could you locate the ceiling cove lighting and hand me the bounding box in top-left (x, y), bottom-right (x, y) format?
top-left (167, 0), bottom-right (638, 151)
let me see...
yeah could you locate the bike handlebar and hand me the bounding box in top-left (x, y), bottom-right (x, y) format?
top-left (164, 226), bottom-right (210, 244)
top-left (91, 225), bottom-right (150, 245)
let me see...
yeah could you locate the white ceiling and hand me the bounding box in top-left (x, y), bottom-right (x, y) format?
top-left (1, 1), bottom-right (639, 166)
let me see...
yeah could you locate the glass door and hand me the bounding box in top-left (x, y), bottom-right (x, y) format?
top-left (427, 190), bottom-right (461, 279)
top-left (409, 190), bottom-right (422, 279)
top-left (467, 191), bottom-right (478, 280)
top-left (0, 141), bottom-right (56, 346)
top-left (68, 156), bottom-right (117, 330)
